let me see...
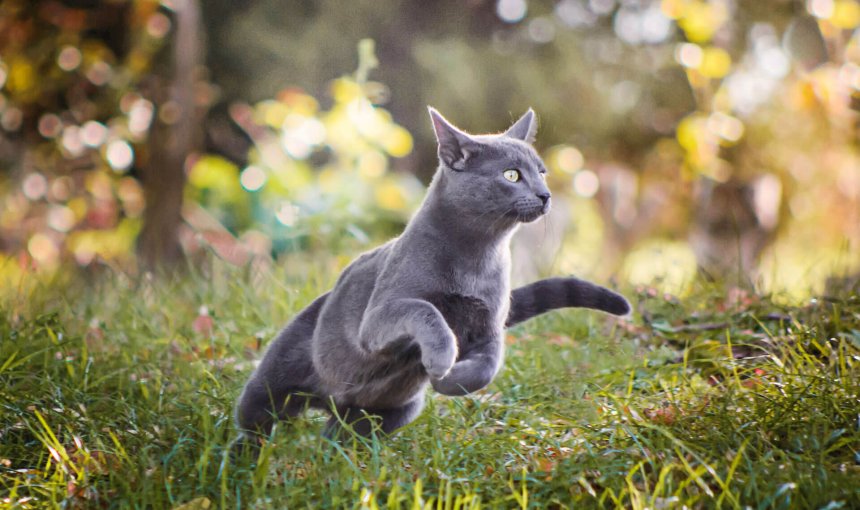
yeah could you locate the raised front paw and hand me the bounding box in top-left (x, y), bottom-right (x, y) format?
top-left (421, 333), bottom-right (458, 380)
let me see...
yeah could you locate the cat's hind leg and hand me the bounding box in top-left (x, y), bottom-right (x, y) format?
top-left (323, 397), bottom-right (425, 439)
top-left (235, 380), bottom-right (322, 437)
top-left (235, 293), bottom-right (329, 438)
top-left (230, 388), bottom-right (322, 460)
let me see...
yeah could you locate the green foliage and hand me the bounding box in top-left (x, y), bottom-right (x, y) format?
top-left (1, 258), bottom-right (857, 508)
top-left (193, 45), bottom-right (424, 252)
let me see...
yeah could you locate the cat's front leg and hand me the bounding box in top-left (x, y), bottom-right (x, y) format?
top-left (359, 298), bottom-right (458, 379)
top-left (430, 336), bottom-right (503, 396)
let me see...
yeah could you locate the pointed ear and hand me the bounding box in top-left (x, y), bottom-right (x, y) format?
top-left (428, 106), bottom-right (475, 171)
top-left (504, 108), bottom-right (538, 144)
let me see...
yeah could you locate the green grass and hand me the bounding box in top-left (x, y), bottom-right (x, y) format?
top-left (1, 256), bottom-right (858, 509)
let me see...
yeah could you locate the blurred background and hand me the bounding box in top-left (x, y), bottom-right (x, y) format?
top-left (0, 0), bottom-right (858, 298)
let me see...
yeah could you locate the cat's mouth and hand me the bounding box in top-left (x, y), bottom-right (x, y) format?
top-left (512, 199), bottom-right (550, 223)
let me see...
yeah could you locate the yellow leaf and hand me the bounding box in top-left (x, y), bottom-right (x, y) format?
top-left (790, 80), bottom-right (819, 111)
top-left (660, 0), bottom-right (688, 19)
top-left (332, 78), bottom-right (363, 104)
top-left (269, 161), bottom-right (312, 192)
top-left (67, 197), bottom-right (88, 220)
top-left (831, 0), bottom-right (860, 28)
top-left (188, 155), bottom-right (241, 199)
top-left (676, 114), bottom-right (704, 153)
top-left (381, 126), bottom-right (413, 158)
top-left (6, 57), bottom-right (36, 95)
top-left (277, 89), bottom-right (319, 115)
top-left (254, 100), bottom-right (290, 128)
top-left (172, 497), bottom-right (211, 510)
top-left (699, 47), bottom-right (732, 78)
top-left (375, 181), bottom-right (406, 211)
top-left (685, 68), bottom-right (709, 89)
top-left (678, 1), bottom-right (727, 43)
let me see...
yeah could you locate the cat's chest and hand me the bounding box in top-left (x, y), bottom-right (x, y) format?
top-left (446, 246), bottom-right (510, 296)
top-left (429, 292), bottom-right (500, 345)
top-left (450, 265), bottom-right (504, 298)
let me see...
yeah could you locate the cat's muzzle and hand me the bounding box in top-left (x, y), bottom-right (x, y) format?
top-left (513, 197), bottom-right (550, 223)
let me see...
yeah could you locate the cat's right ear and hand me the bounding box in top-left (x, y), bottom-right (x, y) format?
top-left (504, 108), bottom-right (538, 144)
top-left (428, 107), bottom-right (475, 171)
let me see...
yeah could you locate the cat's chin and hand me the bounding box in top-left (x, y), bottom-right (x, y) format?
top-left (516, 210), bottom-right (548, 223)
top-left (513, 204), bottom-right (550, 223)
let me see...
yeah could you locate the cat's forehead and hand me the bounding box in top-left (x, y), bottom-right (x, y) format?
top-left (475, 135), bottom-right (544, 168)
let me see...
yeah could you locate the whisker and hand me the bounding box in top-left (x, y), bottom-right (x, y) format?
top-left (486, 205), bottom-right (516, 236)
top-left (463, 206), bottom-right (504, 233)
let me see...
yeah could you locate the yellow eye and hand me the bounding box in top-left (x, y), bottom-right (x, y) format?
top-left (503, 169), bottom-right (520, 182)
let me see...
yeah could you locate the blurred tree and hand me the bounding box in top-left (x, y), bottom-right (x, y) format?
top-left (0, 0), bottom-right (211, 271)
top-left (136, 0), bottom-right (204, 269)
top-left (0, 0), bottom-right (178, 269)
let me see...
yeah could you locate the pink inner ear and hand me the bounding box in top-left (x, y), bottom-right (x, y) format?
top-left (429, 108), bottom-right (462, 143)
top-left (450, 149), bottom-right (471, 170)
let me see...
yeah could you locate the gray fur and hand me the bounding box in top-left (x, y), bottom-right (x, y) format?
top-left (235, 108), bottom-right (631, 442)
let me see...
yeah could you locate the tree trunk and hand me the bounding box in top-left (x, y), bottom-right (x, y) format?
top-left (137, 0), bottom-right (203, 270)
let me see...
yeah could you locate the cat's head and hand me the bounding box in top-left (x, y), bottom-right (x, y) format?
top-left (428, 107), bottom-right (551, 226)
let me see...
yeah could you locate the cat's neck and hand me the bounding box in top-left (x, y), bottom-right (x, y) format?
top-left (405, 171), bottom-right (517, 250)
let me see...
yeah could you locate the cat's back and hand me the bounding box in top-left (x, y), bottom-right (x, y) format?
top-left (319, 240), bottom-right (394, 321)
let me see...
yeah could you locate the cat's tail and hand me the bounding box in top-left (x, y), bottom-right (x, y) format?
top-left (506, 277), bottom-right (631, 328)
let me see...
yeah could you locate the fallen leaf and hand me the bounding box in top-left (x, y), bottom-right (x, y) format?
top-left (644, 405), bottom-right (678, 425)
top-left (172, 497), bottom-right (211, 510)
top-left (193, 306), bottom-right (214, 337)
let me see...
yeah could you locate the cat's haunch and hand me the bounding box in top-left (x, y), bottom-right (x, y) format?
top-left (235, 108), bottom-right (631, 446)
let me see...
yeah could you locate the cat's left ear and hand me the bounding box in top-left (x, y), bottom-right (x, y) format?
top-left (428, 106), bottom-right (478, 171)
top-left (504, 108), bottom-right (538, 144)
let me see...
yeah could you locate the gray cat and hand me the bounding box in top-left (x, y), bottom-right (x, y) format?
top-left (235, 108), bottom-right (631, 441)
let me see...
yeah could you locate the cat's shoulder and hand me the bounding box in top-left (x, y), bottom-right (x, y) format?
top-left (335, 239), bottom-right (395, 281)
top-left (358, 239), bottom-right (396, 264)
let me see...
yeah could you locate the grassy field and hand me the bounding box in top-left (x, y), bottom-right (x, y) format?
top-left (1, 257), bottom-right (858, 509)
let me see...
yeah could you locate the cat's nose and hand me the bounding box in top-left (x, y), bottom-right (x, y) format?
top-left (537, 193), bottom-right (551, 205)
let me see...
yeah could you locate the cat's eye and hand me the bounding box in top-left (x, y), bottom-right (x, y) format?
top-left (503, 169), bottom-right (520, 182)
